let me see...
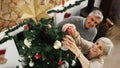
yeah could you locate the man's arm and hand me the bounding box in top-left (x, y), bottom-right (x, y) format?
top-left (57, 16), bottom-right (82, 27)
top-left (57, 17), bottom-right (73, 28)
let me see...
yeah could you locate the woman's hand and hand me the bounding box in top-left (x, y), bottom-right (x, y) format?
top-left (62, 35), bottom-right (90, 68)
top-left (62, 35), bottom-right (81, 57)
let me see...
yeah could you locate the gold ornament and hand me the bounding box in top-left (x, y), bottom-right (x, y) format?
top-left (18, 0), bottom-right (52, 24)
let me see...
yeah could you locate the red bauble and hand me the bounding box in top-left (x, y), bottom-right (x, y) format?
top-left (24, 24), bottom-right (29, 30)
top-left (66, 26), bottom-right (73, 35)
top-left (57, 60), bottom-right (63, 65)
top-left (34, 53), bottom-right (41, 60)
top-left (0, 49), bottom-right (6, 55)
top-left (64, 12), bottom-right (71, 18)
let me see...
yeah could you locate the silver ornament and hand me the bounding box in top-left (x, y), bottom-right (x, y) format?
top-left (59, 60), bottom-right (69, 68)
top-left (71, 60), bottom-right (76, 66)
top-left (19, 56), bottom-right (27, 66)
top-left (61, 46), bottom-right (68, 51)
top-left (47, 62), bottom-right (49, 64)
top-left (22, 46), bottom-right (25, 49)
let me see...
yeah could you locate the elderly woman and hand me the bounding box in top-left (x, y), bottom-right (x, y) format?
top-left (62, 29), bottom-right (114, 68)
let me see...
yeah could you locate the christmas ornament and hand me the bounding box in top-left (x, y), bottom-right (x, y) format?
top-left (66, 26), bottom-right (73, 35)
top-left (59, 60), bottom-right (69, 68)
top-left (47, 24), bottom-right (52, 28)
top-left (53, 40), bottom-right (62, 49)
top-left (71, 60), bottom-right (76, 66)
top-left (19, 56), bottom-right (27, 66)
top-left (18, 0), bottom-right (52, 24)
top-left (61, 46), bottom-right (68, 51)
top-left (62, 23), bottom-right (76, 32)
top-left (0, 49), bottom-right (6, 55)
top-left (22, 46), bottom-right (25, 50)
top-left (64, 12), bottom-right (71, 18)
top-left (34, 53), bottom-right (41, 60)
top-left (0, 49), bottom-right (7, 64)
top-left (58, 60), bottom-right (63, 65)
top-left (23, 24), bottom-right (29, 30)
top-left (47, 62), bottom-right (49, 64)
top-left (29, 60), bottom-right (34, 67)
top-left (24, 38), bottom-right (32, 48)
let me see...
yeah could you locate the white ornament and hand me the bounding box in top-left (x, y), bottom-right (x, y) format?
top-left (61, 46), bottom-right (68, 51)
top-left (24, 38), bottom-right (32, 48)
top-left (71, 60), bottom-right (76, 66)
top-left (29, 61), bottom-right (34, 67)
top-left (53, 40), bottom-right (62, 49)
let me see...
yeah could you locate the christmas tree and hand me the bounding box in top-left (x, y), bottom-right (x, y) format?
top-left (13, 18), bottom-right (76, 68)
top-left (0, 0), bottom-right (85, 67)
top-left (0, 18), bottom-right (78, 68)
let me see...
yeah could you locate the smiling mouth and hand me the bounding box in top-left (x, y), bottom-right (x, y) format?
top-left (88, 24), bottom-right (94, 28)
top-left (90, 48), bottom-right (97, 52)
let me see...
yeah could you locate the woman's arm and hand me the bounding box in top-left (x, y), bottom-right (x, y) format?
top-left (71, 29), bottom-right (92, 50)
top-left (62, 35), bottom-right (90, 68)
top-left (61, 24), bottom-right (92, 53)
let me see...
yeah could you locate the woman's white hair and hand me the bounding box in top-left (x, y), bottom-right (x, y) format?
top-left (88, 10), bottom-right (103, 22)
top-left (97, 37), bottom-right (114, 56)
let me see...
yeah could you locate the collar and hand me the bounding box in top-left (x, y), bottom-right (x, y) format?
top-left (82, 18), bottom-right (86, 29)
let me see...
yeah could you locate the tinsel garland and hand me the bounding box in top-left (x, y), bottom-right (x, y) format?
top-left (0, 21), bottom-right (29, 44)
top-left (47, 0), bottom-right (85, 13)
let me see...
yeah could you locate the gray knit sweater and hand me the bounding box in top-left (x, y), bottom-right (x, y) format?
top-left (57, 16), bottom-right (97, 41)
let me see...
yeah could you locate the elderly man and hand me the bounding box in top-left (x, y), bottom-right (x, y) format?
top-left (58, 9), bottom-right (103, 41)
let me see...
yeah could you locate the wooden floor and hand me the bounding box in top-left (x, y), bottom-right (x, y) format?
top-left (102, 25), bottom-right (120, 68)
top-left (103, 0), bottom-right (120, 67)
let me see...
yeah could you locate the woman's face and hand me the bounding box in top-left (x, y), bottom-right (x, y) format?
top-left (88, 40), bottom-right (105, 59)
top-left (85, 16), bottom-right (101, 29)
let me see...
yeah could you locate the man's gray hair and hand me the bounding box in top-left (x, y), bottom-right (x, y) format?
top-left (88, 10), bottom-right (103, 22)
top-left (97, 37), bottom-right (114, 56)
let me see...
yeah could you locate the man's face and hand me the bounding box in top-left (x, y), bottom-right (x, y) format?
top-left (88, 40), bottom-right (105, 59)
top-left (85, 16), bottom-right (101, 29)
